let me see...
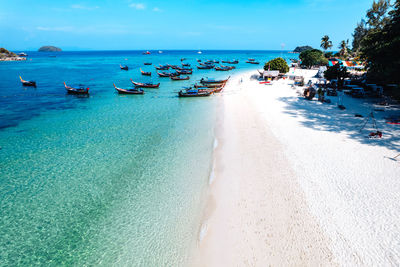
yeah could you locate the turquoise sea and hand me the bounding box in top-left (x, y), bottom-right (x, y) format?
top-left (0, 50), bottom-right (294, 266)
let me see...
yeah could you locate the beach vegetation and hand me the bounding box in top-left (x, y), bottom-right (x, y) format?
top-left (264, 57), bottom-right (289, 73)
top-left (324, 64), bottom-right (349, 87)
top-left (360, 0), bottom-right (399, 84)
top-left (324, 52), bottom-right (334, 58)
top-left (299, 49), bottom-right (328, 68)
top-left (320, 35), bottom-right (333, 52)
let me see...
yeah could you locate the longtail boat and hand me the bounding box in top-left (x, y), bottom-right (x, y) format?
top-left (177, 69), bottom-right (193, 75)
top-left (64, 82), bottom-right (89, 95)
top-left (182, 63), bottom-right (190, 67)
top-left (143, 51), bottom-right (151, 55)
top-left (222, 60), bottom-right (238, 64)
top-left (120, 65), bottom-right (129, 70)
top-left (178, 88), bottom-right (211, 97)
top-left (171, 76), bottom-right (190, 81)
top-left (19, 76), bottom-right (36, 87)
top-left (140, 68), bottom-right (151, 76)
top-left (157, 71), bottom-right (178, 77)
top-left (144, 62), bottom-right (152, 65)
top-left (197, 65), bottom-right (214, 69)
top-left (215, 65), bottom-right (234, 71)
top-left (200, 77), bottom-right (230, 84)
top-left (113, 83), bottom-right (144, 94)
top-left (246, 61), bottom-right (260, 64)
top-left (155, 65), bottom-right (170, 70)
top-left (248, 58), bottom-right (255, 61)
top-left (175, 66), bottom-right (191, 71)
top-left (130, 79), bottom-right (160, 88)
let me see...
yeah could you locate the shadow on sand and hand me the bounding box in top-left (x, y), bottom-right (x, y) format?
top-left (277, 93), bottom-right (400, 153)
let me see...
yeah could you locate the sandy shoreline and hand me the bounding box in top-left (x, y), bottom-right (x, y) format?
top-left (192, 69), bottom-right (400, 266)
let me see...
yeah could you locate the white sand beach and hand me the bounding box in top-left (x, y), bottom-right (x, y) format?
top-left (193, 69), bottom-right (400, 266)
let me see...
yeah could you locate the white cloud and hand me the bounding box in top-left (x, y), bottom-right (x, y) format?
top-left (129, 3), bottom-right (146, 10)
top-left (153, 7), bottom-right (162, 12)
top-left (71, 4), bottom-right (99, 10)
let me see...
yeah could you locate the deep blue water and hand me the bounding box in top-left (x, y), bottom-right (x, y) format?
top-left (0, 50), bottom-right (295, 266)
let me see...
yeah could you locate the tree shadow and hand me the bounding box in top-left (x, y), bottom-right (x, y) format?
top-left (277, 93), bottom-right (400, 152)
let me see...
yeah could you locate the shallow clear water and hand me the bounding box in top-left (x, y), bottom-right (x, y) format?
top-left (0, 50), bottom-right (295, 265)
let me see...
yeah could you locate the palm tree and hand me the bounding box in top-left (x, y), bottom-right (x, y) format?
top-left (339, 40), bottom-right (348, 58)
top-left (320, 35), bottom-right (333, 52)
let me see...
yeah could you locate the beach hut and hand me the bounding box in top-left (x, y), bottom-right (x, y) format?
top-left (262, 70), bottom-right (279, 80)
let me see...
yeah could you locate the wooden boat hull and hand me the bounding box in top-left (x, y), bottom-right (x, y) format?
top-left (64, 82), bottom-right (89, 95)
top-left (144, 63), bottom-right (152, 65)
top-left (171, 76), bottom-right (190, 81)
top-left (19, 76), bottom-right (36, 87)
top-left (114, 83), bottom-right (144, 94)
top-left (66, 89), bottom-right (89, 95)
top-left (116, 88), bottom-right (144, 94)
top-left (200, 77), bottom-right (230, 84)
top-left (178, 92), bottom-right (211, 97)
top-left (22, 81), bottom-right (36, 86)
top-left (131, 80), bottom-right (160, 88)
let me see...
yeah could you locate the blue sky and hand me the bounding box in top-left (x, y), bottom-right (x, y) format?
top-left (0, 0), bottom-right (374, 51)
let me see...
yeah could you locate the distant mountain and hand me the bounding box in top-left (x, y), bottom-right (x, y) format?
top-left (293, 46), bottom-right (313, 53)
top-left (38, 46), bottom-right (62, 52)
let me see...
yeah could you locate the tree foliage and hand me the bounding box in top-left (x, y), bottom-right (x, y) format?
top-left (299, 49), bottom-right (328, 68)
top-left (320, 35), bottom-right (333, 51)
top-left (361, 0), bottom-right (400, 83)
top-left (324, 64), bottom-right (350, 87)
top-left (264, 57), bottom-right (289, 73)
top-left (352, 19), bottom-right (368, 53)
top-left (366, 0), bottom-right (391, 29)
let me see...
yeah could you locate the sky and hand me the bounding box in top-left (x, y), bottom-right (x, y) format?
top-left (0, 0), bottom-right (375, 51)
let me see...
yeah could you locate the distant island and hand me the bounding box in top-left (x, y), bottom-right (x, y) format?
top-left (293, 46), bottom-right (313, 53)
top-left (0, 47), bottom-right (26, 61)
top-left (38, 46), bottom-right (62, 52)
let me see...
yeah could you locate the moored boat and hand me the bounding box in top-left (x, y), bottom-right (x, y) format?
top-left (143, 51), bottom-right (151, 55)
top-left (64, 82), bottom-right (89, 95)
top-left (155, 65), bottom-right (170, 70)
top-left (140, 68), bottom-right (151, 76)
top-left (113, 83), bottom-right (144, 94)
top-left (19, 76), bottom-right (36, 87)
top-left (246, 61), bottom-right (260, 64)
top-left (130, 79), bottom-right (160, 88)
top-left (120, 64), bottom-right (129, 70)
top-left (200, 77), bottom-right (230, 84)
top-left (177, 69), bottom-right (193, 75)
top-left (171, 75), bottom-right (190, 81)
top-left (197, 65), bottom-right (214, 69)
top-left (157, 71), bottom-right (178, 77)
top-left (178, 88), bottom-right (211, 97)
top-left (144, 62), bottom-right (152, 65)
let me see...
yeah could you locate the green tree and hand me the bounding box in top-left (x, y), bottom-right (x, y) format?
top-left (264, 57), bottom-right (289, 73)
top-left (361, 0), bottom-right (400, 84)
top-left (324, 64), bottom-right (349, 87)
top-left (320, 35), bottom-right (333, 52)
top-left (366, 0), bottom-right (391, 29)
top-left (338, 40), bottom-right (348, 58)
top-left (352, 19), bottom-right (369, 53)
top-left (299, 49), bottom-right (328, 68)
